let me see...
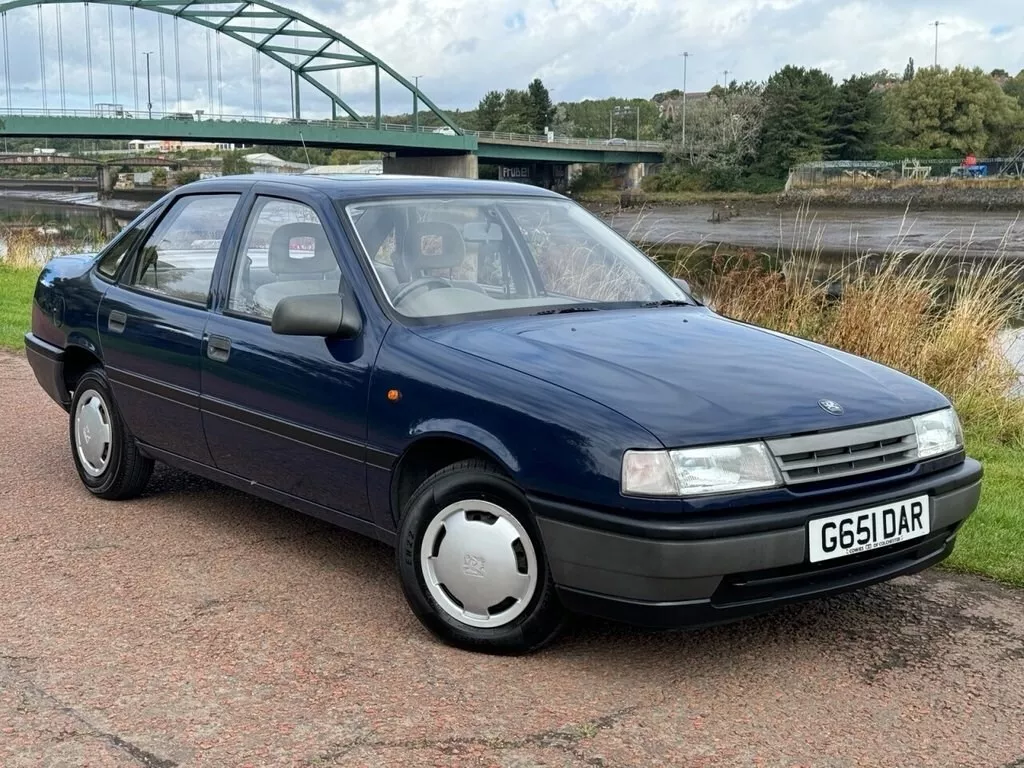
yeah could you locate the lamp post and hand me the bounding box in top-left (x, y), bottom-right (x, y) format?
top-left (143, 51), bottom-right (154, 119)
top-left (681, 51), bottom-right (690, 155)
top-left (413, 74), bottom-right (423, 130)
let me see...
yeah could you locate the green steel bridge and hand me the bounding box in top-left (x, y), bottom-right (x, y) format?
top-left (0, 0), bottom-right (666, 174)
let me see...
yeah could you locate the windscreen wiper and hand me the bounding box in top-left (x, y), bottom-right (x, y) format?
top-left (640, 299), bottom-right (694, 308)
top-left (533, 305), bottom-right (603, 315)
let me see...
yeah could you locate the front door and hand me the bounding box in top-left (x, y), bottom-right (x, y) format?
top-left (99, 192), bottom-right (243, 464)
top-left (200, 192), bottom-right (377, 521)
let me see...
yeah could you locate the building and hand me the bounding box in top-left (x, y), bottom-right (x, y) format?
top-left (128, 139), bottom-right (237, 152)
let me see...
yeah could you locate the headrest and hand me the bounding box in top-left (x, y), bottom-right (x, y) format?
top-left (268, 222), bottom-right (336, 275)
top-left (403, 221), bottom-right (466, 272)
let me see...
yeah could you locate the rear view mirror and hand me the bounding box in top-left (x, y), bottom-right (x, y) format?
top-left (463, 222), bottom-right (503, 242)
top-left (271, 293), bottom-right (362, 338)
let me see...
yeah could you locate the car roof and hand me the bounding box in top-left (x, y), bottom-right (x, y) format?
top-left (183, 173), bottom-right (566, 201)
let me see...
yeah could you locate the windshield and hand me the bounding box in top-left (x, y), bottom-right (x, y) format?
top-left (343, 195), bottom-right (691, 320)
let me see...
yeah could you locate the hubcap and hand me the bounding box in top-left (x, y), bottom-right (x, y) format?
top-left (420, 499), bottom-right (539, 629)
top-left (74, 389), bottom-right (112, 477)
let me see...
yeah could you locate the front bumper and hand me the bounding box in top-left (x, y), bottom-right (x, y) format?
top-left (24, 333), bottom-right (70, 410)
top-left (532, 458), bottom-right (983, 628)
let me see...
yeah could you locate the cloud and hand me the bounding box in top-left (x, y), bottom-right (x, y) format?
top-left (0, 0), bottom-right (1020, 120)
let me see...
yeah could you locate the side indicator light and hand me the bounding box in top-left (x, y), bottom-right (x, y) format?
top-left (387, 389), bottom-right (401, 402)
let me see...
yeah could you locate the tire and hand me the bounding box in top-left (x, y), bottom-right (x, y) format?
top-left (68, 367), bottom-right (154, 500)
top-left (397, 459), bottom-right (566, 654)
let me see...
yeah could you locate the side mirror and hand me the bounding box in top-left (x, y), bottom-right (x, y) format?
top-left (271, 293), bottom-right (362, 338)
top-left (674, 277), bottom-right (692, 294)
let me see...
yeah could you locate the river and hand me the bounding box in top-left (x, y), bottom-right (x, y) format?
top-left (602, 203), bottom-right (1024, 261)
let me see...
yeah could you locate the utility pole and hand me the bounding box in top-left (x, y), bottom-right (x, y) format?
top-left (143, 51), bottom-right (153, 118)
top-left (932, 20), bottom-right (943, 68)
top-left (681, 52), bottom-right (690, 154)
top-left (413, 74), bottom-right (422, 130)
top-left (722, 69), bottom-right (730, 87)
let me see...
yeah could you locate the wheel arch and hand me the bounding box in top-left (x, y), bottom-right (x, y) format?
top-left (62, 342), bottom-right (103, 395)
top-left (389, 426), bottom-right (520, 525)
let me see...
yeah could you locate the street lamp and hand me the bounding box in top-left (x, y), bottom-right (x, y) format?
top-left (413, 75), bottom-right (423, 130)
top-left (142, 51), bottom-right (154, 119)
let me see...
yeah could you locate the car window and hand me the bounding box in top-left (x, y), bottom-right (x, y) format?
top-left (96, 210), bottom-right (157, 279)
top-left (502, 201), bottom-right (654, 303)
top-left (130, 194), bottom-right (239, 304)
top-left (347, 199), bottom-right (531, 305)
top-left (227, 197), bottom-right (341, 320)
top-left (344, 196), bottom-right (685, 320)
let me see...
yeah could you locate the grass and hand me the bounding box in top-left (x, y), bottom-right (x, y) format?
top-left (945, 441), bottom-right (1024, 587)
top-left (0, 266), bottom-right (37, 351)
top-left (0, 215), bottom-right (1022, 587)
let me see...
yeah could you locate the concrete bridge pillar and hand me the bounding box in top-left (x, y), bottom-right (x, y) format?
top-left (382, 153), bottom-right (479, 179)
top-left (625, 162), bottom-right (646, 189)
top-left (96, 166), bottom-right (116, 200)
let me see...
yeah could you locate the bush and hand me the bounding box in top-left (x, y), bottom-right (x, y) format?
top-left (175, 169), bottom-right (201, 186)
top-left (568, 166), bottom-right (613, 196)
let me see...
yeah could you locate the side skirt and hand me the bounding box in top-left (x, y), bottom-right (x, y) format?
top-left (138, 443), bottom-right (397, 547)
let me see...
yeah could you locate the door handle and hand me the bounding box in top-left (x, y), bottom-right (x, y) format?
top-left (206, 334), bottom-right (231, 363)
top-left (108, 310), bottom-right (127, 334)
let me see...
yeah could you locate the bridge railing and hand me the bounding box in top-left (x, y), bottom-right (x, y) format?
top-left (0, 107), bottom-right (667, 150)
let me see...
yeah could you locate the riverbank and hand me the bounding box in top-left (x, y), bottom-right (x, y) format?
top-left (578, 179), bottom-right (1024, 213)
top-left (0, 188), bottom-right (149, 214)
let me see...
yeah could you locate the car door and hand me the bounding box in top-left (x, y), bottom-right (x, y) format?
top-left (98, 191), bottom-right (243, 464)
top-left (200, 189), bottom-right (377, 521)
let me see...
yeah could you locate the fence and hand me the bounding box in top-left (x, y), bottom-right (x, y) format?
top-left (787, 156), bottom-right (1024, 189)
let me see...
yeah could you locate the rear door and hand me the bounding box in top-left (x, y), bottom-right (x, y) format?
top-left (98, 192), bottom-right (243, 464)
top-left (199, 188), bottom-right (378, 521)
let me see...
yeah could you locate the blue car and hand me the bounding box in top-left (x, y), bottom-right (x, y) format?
top-left (24, 174), bottom-right (982, 653)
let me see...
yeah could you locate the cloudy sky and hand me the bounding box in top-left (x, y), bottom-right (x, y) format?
top-left (0, 0), bottom-right (1020, 119)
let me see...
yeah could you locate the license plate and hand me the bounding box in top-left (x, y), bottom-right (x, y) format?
top-left (808, 495), bottom-right (930, 564)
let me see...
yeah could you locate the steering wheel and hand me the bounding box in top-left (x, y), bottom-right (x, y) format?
top-left (392, 276), bottom-right (453, 305)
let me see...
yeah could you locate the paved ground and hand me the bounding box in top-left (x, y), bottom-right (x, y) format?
top-left (2, 351), bottom-right (1023, 768)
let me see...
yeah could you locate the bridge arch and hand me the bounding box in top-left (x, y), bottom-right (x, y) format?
top-left (0, 0), bottom-right (462, 132)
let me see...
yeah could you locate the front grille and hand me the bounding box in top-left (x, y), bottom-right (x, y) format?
top-left (766, 418), bottom-right (918, 485)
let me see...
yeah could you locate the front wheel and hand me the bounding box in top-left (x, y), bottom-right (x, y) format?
top-left (68, 367), bottom-right (154, 500)
top-left (397, 459), bottom-right (566, 654)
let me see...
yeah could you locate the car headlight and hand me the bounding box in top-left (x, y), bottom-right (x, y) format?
top-left (622, 443), bottom-right (782, 497)
top-left (913, 408), bottom-right (963, 459)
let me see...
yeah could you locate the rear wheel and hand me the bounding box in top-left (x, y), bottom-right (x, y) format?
top-left (68, 368), bottom-right (153, 500)
top-left (397, 459), bottom-right (566, 654)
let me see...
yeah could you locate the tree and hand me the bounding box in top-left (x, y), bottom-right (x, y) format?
top-left (885, 66), bottom-right (1022, 154)
top-left (902, 57), bottom-right (915, 82)
top-left (221, 150), bottom-right (252, 175)
top-left (527, 78), bottom-right (555, 133)
top-left (669, 82), bottom-right (765, 184)
top-left (756, 66), bottom-right (839, 176)
top-left (476, 90), bottom-right (504, 131)
top-left (991, 68), bottom-right (1010, 79)
top-left (1004, 70), bottom-right (1024, 107)
top-left (829, 75), bottom-right (883, 159)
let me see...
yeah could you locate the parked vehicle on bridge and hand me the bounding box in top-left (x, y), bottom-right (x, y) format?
top-left (24, 174), bottom-right (982, 653)
top-left (605, 137), bottom-right (628, 145)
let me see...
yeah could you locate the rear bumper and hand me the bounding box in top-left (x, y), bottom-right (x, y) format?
top-left (24, 333), bottom-right (69, 410)
top-left (532, 458), bottom-right (983, 629)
